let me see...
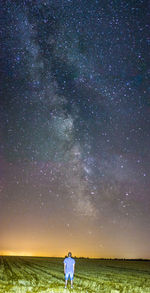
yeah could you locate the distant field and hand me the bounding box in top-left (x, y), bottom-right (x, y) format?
top-left (0, 256), bottom-right (150, 292)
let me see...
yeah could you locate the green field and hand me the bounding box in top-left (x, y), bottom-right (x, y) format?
top-left (0, 256), bottom-right (150, 293)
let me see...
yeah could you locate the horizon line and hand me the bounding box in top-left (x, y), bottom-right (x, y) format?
top-left (0, 254), bottom-right (150, 260)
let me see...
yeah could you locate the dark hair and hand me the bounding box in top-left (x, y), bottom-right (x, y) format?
top-left (68, 252), bottom-right (72, 257)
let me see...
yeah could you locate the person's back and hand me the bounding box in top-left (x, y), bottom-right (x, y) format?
top-left (63, 252), bottom-right (75, 289)
top-left (64, 256), bottom-right (75, 273)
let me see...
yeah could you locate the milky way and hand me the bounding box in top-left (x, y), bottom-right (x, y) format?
top-left (0, 0), bottom-right (150, 258)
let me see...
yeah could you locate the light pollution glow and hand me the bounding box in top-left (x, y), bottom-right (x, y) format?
top-left (1, 216), bottom-right (150, 259)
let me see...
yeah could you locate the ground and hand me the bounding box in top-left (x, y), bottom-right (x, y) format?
top-left (0, 256), bottom-right (150, 292)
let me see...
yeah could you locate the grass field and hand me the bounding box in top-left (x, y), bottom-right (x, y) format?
top-left (0, 256), bottom-right (150, 293)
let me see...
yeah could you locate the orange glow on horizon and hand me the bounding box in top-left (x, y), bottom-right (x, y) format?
top-left (0, 250), bottom-right (149, 259)
top-left (0, 251), bottom-right (34, 257)
top-left (0, 250), bottom-right (106, 258)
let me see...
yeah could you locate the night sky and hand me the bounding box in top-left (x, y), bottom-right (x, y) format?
top-left (0, 0), bottom-right (150, 258)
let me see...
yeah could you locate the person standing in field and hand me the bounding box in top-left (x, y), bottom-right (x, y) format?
top-left (64, 252), bottom-right (75, 289)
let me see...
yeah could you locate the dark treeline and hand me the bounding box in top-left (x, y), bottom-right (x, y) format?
top-left (1, 255), bottom-right (150, 261)
top-left (74, 257), bottom-right (150, 261)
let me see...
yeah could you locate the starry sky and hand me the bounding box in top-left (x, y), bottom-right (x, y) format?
top-left (0, 0), bottom-right (150, 259)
